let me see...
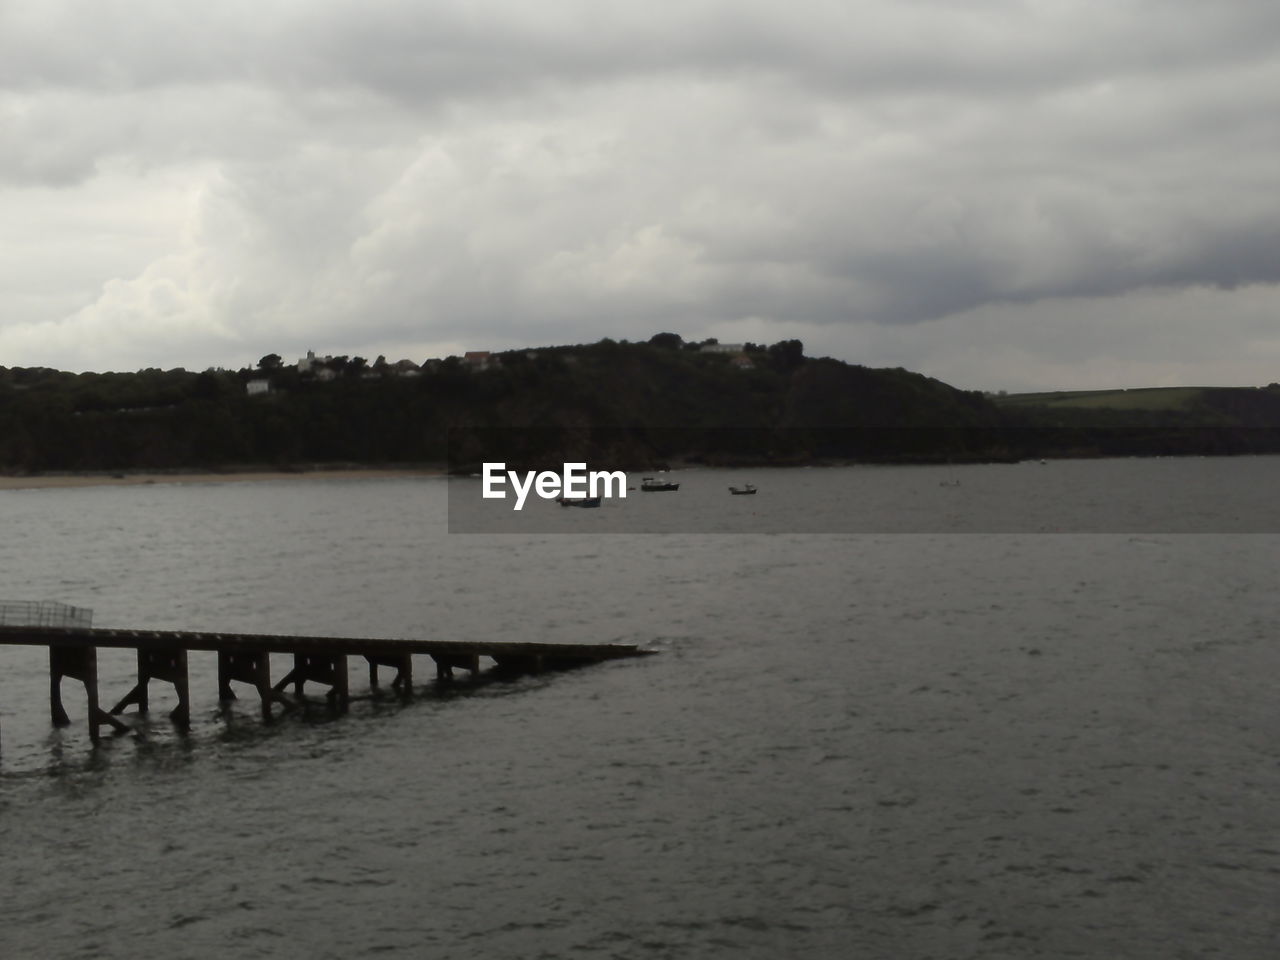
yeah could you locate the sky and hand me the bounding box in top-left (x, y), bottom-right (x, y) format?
top-left (3, 1), bottom-right (1279, 392)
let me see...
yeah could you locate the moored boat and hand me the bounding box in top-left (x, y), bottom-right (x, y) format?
top-left (728, 483), bottom-right (757, 495)
top-left (557, 496), bottom-right (602, 507)
top-left (640, 477), bottom-right (679, 492)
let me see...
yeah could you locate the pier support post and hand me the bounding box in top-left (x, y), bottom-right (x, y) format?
top-left (49, 645), bottom-right (128, 742)
top-left (218, 651), bottom-right (288, 722)
top-left (365, 653), bottom-right (413, 696)
top-left (430, 652), bottom-right (482, 682)
top-left (275, 653), bottom-right (349, 711)
top-left (110, 648), bottom-right (191, 729)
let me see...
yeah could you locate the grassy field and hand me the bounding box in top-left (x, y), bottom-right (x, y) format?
top-left (994, 387), bottom-right (1208, 411)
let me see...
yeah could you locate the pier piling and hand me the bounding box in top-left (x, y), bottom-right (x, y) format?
top-left (366, 653), bottom-right (413, 694)
top-left (275, 653), bottom-right (350, 711)
top-left (218, 650), bottom-right (288, 722)
top-left (431, 652), bottom-right (482, 681)
top-left (49, 645), bottom-right (129, 742)
top-left (110, 648), bottom-right (192, 728)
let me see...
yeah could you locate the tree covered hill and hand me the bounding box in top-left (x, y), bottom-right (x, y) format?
top-left (2, 336), bottom-right (1278, 473)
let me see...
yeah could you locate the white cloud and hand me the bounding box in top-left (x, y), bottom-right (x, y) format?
top-left (2, 1), bottom-right (1279, 388)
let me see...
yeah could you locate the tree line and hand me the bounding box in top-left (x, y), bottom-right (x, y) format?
top-left (2, 334), bottom-right (1279, 473)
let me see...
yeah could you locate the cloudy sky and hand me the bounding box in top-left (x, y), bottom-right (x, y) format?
top-left (3, 1), bottom-right (1278, 391)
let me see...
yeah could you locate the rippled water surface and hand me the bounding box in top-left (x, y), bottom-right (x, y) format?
top-left (1, 467), bottom-right (1278, 958)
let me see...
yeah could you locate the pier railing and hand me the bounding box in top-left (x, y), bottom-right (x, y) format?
top-left (0, 600), bottom-right (94, 629)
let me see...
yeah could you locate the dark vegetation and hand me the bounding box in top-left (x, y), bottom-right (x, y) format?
top-left (3, 335), bottom-right (1280, 473)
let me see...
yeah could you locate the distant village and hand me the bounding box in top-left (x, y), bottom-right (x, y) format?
top-left (243, 339), bottom-right (760, 396)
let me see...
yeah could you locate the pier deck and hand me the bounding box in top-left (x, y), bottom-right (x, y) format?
top-left (0, 625), bottom-right (653, 744)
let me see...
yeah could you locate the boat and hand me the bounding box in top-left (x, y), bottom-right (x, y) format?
top-left (728, 483), bottom-right (757, 495)
top-left (557, 496), bottom-right (602, 508)
top-left (639, 477), bottom-right (679, 492)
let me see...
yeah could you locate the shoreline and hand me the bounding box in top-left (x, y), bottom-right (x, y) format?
top-left (0, 465), bottom-right (445, 491)
top-left (6, 449), bottom-right (1275, 492)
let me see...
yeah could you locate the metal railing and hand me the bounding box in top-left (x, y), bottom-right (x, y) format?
top-left (0, 600), bottom-right (94, 629)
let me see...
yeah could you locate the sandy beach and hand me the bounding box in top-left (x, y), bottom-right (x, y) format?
top-left (0, 466), bottom-right (444, 491)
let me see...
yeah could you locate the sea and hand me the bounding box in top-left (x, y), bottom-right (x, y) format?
top-left (1, 459), bottom-right (1278, 959)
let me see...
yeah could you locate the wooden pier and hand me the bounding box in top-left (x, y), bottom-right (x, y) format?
top-left (0, 625), bottom-right (653, 744)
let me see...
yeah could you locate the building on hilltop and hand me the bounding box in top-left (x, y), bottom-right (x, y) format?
top-left (297, 350), bottom-right (340, 380)
top-left (297, 350), bottom-right (333, 373)
top-left (698, 341), bottom-right (754, 369)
